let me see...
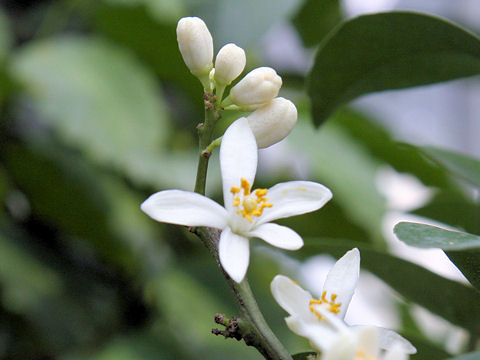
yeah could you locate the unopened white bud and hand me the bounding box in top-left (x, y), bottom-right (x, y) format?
top-left (176, 17), bottom-right (213, 77)
top-left (214, 43), bottom-right (246, 86)
top-left (229, 67), bottom-right (282, 108)
top-left (247, 97), bottom-right (297, 148)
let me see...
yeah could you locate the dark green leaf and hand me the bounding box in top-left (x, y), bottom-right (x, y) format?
top-left (421, 146), bottom-right (480, 188)
top-left (395, 222), bottom-right (480, 290)
top-left (307, 12), bottom-right (480, 126)
top-left (298, 239), bottom-right (480, 335)
top-left (291, 0), bottom-right (342, 47)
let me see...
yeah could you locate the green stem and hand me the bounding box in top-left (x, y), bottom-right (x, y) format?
top-left (194, 228), bottom-right (292, 360)
top-left (204, 136), bottom-right (223, 155)
top-left (194, 105), bottom-right (219, 195)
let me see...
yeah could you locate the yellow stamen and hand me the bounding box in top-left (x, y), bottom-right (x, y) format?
top-left (232, 179), bottom-right (273, 222)
top-left (241, 178), bottom-right (251, 195)
top-left (255, 189), bottom-right (267, 197)
top-left (309, 291), bottom-right (342, 321)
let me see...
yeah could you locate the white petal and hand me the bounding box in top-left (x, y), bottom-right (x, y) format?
top-left (377, 327), bottom-right (417, 354)
top-left (141, 190), bottom-right (228, 228)
top-left (323, 248), bottom-right (360, 319)
top-left (271, 275), bottom-right (312, 318)
top-left (350, 326), bottom-right (416, 354)
top-left (220, 118), bottom-right (258, 210)
top-left (248, 223), bottom-right (303, 250)
top-left (258, 181), bottom-right (332, 224)
top-left (218, 227), bottom-right (250, 283)
top-left (322, 331), bottom-right (356, 360)
top-left (285, 316), bottom-right (336, 351)
top-left (384, 343), bottom-right (409, 360)
top-left (356, 326), bottom-right (379, 358)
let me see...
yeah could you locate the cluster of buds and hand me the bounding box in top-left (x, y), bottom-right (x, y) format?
top-left (176, 17), bottom-right (297, 148)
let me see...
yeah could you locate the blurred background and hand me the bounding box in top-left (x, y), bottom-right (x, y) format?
top-left (0, 0), bottom-right (478, 359)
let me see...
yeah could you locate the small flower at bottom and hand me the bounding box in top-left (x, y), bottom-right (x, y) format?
top-left (270, 249), bottom-right (416, 355)
top-left (141, 118), bottom-right (332, 283)
top-left (320, 326), bottom-right (410, 360)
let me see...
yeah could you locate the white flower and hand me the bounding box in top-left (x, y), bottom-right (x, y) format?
top-left (247, 97), bottom-right (297, 148)
top-left (321, 326), bottom-right (410, 360)
top-left (228, 67), bottom-right (282, 108)
top-left (176, 17), bottom-right (213, 77)
top-left (141, 118), bottom-right (332, 283)
top-left (271, 249), bottom-right (416, 355)
top-left (214, 43), bottom-right (246, 86)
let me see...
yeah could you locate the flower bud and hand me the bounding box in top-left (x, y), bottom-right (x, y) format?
top-left (229, 67), bottom-right (282, 108)
top-left (214, 43), bottom-right (246, 86)
top-left (247, 97), bottom-right (297, 148)
top-left (176, 17), bottom-right (213, 77)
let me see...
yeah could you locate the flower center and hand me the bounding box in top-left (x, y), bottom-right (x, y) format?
top-left (230, 178), bottom-right (273, 223)
top-left (309, 291), bottom-right (342, 321)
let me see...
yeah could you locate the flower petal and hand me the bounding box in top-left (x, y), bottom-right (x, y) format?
top-left (384, 343), bottom-right (409, 360)
top-left (322, 248), bottom-right (360, 319)
top-left (218, 227), bottom-right (250, 283)
top-left (350, 326), bottom-right (416, 354)
top-left (220, 118), bottom-right (258, 211)
top-left (258, 181), bottom-right (332, 224)
top-left (271, 275), bottom-right (312, 318)
top-left (141, 190), bottom-right (228, 228)
top-left (285, 316), bottom-right (337, 352)
top-left (356, 326), bottom-right (379, 358)
top-left (248, 223), bottom-right (303, 250)
top-left (322, 331), bottom-right (356, 360)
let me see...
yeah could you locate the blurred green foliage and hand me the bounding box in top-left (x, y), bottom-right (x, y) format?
top-left (0, 0), bottom-right (479, 359)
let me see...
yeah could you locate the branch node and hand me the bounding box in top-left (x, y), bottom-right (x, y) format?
top-left (211, 314), bottom-right (242, 341)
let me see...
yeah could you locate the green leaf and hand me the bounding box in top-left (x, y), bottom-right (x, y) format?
top-left (394, 222), bottom-right (480, 290)
top-left (421, 146), bottom-right (480, 188)
top-left (307, 12), bottom-right (480, 126)
top-left (11, 37), bottom-right (170, 184)
top-left (394, 222), bottom-right (480, 251)
top-left (291, 0), bottom-right (342, 47)
top-left (447, 351), bottom-right (480, 360)
top-left (298, 239), bottom-right (480, 335)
